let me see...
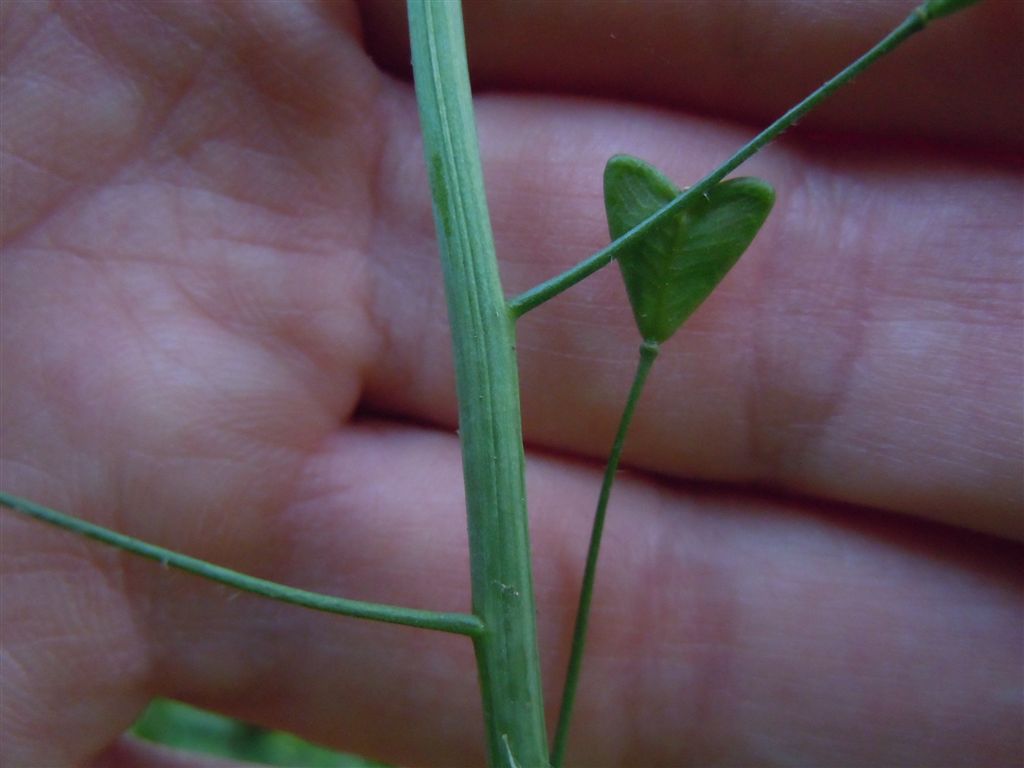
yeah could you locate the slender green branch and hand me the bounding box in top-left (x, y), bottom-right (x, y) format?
top-left (508, 1), bottom-right (965, 318)
top-left (0, 492), bottom-right (484, 637)
top-left (921, 0), bottom-right (982, 20)
top-left (407, 2), bottom-right (549, 766)
top-left (551, 340), bottom-right (660, 768)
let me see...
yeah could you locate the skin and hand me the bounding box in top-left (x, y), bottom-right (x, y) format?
top-left (1, 0), bottom-right (1020, 766)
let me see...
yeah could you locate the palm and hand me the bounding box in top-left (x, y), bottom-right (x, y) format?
top-left (2, 2), bottom-right (1020, 767)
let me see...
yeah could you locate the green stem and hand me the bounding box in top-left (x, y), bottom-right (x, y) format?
top-left (551, 340), bottom-right (660, 767)
top-left (508, 2), bottom-right (948, 318)
top-left (407, 2), bottom-right (548, 766)
top-left (0, 492), bottom-right (483, 637)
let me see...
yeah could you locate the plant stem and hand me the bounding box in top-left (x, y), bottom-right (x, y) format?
top-left (551, 340), bottom-right (660, 768)
top-left (407, 2), bottom-right (549, 766)
top-left (508, 2), bottom-right (948, 318)
top-left (0, 492), bottom-right (483, 637)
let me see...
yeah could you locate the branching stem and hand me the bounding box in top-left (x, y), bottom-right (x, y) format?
top-left (508, 4), bottom-right (940, 318)
top-left (0, 492), bottom-right (484, 637)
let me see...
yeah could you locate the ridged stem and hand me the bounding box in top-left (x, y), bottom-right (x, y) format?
top-left (407, 2), bottom-right (549, 766)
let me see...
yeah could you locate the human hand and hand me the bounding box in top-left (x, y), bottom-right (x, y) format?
top-left (2, 1), bottom-right (1020, 766)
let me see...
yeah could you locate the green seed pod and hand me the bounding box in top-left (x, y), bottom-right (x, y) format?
top-left (604, 155), bottom-right (775, 344)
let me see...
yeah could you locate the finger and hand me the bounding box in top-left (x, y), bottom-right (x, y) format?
top-left (5, 422), bottom-right (1018, 766)
top-left (363, 91), bottom-right (1023, 540)
top-left (357, 0), bottom-right (1024, 148)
